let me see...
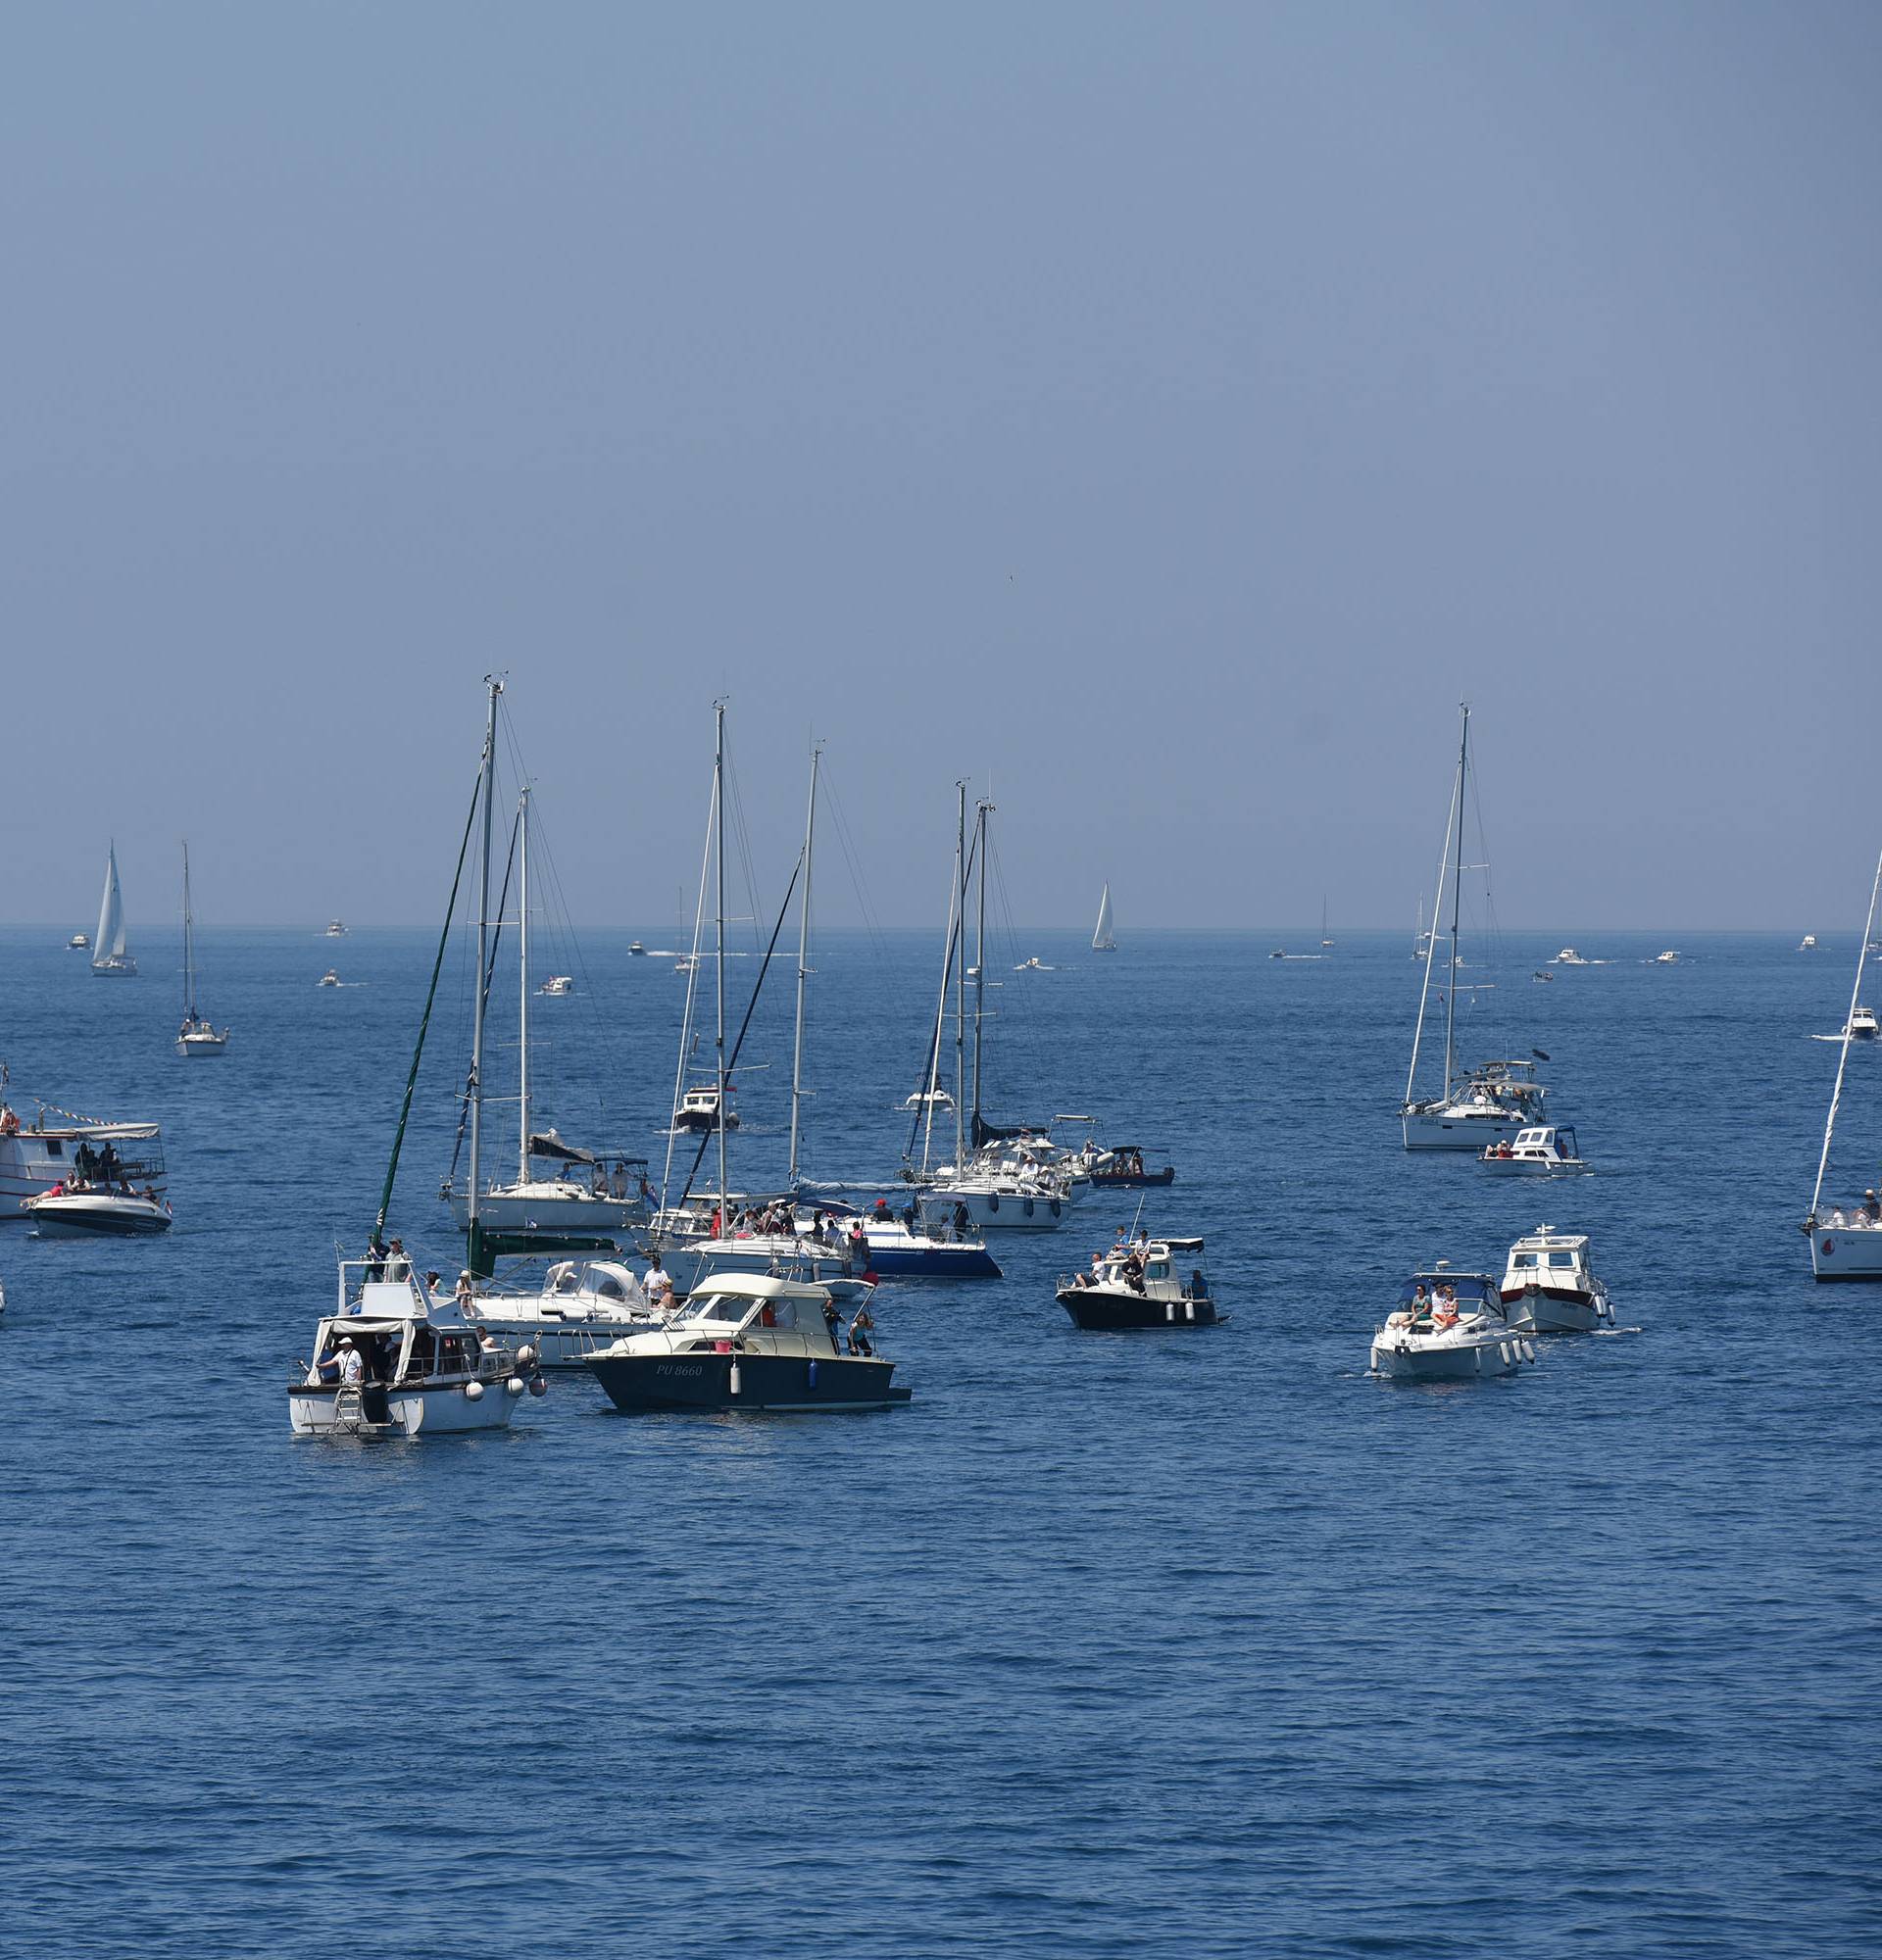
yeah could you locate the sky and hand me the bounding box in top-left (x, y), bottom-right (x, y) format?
top-left (4, 2), bottom-right (1879, 933)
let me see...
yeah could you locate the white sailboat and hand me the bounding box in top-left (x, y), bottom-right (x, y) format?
top-left (91, 843), bottom-right (137, 977)
top-left (175, 842), bottom-right (229, 1054)
top-left (1092, 883), bottom-right (1117, 953)
top-left (1320, 898), bottom-right (1333, 949)
top-left (1401, 706), bottom-right (1545, 1150)
top-left (1804, 847), bottom-right (1882, 1280)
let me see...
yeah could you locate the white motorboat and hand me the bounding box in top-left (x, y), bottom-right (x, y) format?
top-left (672, 1082), bottom-right (737, 1132)
top-left (1654, 950), bottom-right (1680, 964)
top-left (1848, 1005), bottom-right (1878, 1042)
top-left (0, 1101), bottom-right (166, 1222)
top-left (903, 1087), bottom-right (954, 1110)
top-left (1805, 848), bottom-right (1882, 1279)
top-left (628, 941), bottom-right (647, 956)
top-left (1553, 947), bottom-right (1589, 965)
top-left (1057, 1235), bottom-right (1221, 1329)
top-left (175, 842), bottom-right (230, 1055)
top-left (1015, 956), bottom-right (1052, 971)
top-left (67, 933), bottom-right (88, 951)
top-left (1499, 1226), bottom-right (1614, 1332)
top-left (469, 1257), bottom-right (667, 1369)
top-left (1402, 707), bottom-right (1550, 1150)
top-left (90, 843), bottom-right (137, 977)
top-left (319, 969), bottom-right (340, 987)
top-left (1092, 884), bottom-right (1117, 953)
top-left (290, 1256), bottom-right (541, 1437)
top-left (1479, 1124), bottom-right (1590, 1174)
top-left (538, 974), bottom-right (573, 996)
top-left (584, 1271), bottom-right (910, 1413)
top-left (1369, 1269), bottom-right (1538, 1381)
top-left (325, 919), bottom-right (348, 937)
top-left (1800, 934), bottom-right (1818, 951)
top-left (27, 1184), bottom-right (172, 1236)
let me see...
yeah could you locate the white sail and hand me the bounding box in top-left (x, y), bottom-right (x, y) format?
top-left (95, 845), bottom-right (127, 963)
top-left (1092, 883), bottom-right (1116, 952)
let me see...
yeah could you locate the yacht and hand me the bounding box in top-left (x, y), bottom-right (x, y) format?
top-left (470, 1258), bottom-right (667, 1369)
top-left (26, 1183), bottom-right (172, 1236)
top-left (1369, 1268), bottom-right (1538, 1381)
top-left (1848, 1005), bottom-right (1878, 1042)
top-left (1654, 950), bottom-right (1680, 964)
top-left (1479, 1125), bottom-right (1590, 1174)
top-left (1499, 1227), bottom-right (1614, 1333)
top-left (319, 969), bottom-right (340, 987)
top-left (584, 1271), bottom-right (910, 1413)
top-left (1553, 947), bottom-right (1590, 965)
top-left (90, 843), bottom-right (137, 977)
top-left (289, 1256), bottom-right (542, 1437)
top-left (67, 933), bottom-right (88, 951)
top-left (175, 842), bottom-right (230, 1054)
top-left (537, 974), bottom-right (573, 997)
top-left (628, 941), bottom-right (647, 956)
top-left (1015, 956), bottom-right (1052, 971)
top-left (1805, 847), bottom-right (1882, 1278)
top-left (1800, 934), bottom-right (1818, 951)
top-left (325, 919), bottom-right (348, 937)
top-left (902, 1087), bottom-right (954, 1110)
top-left (672, 1082), bottom-right (737, 1132)
top-left (1057, 1235), bottom-right (1221, 1330)
top-left (0, 1105), bottom-right (166, 1222)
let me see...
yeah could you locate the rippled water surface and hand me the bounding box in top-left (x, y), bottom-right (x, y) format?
top-left (3, 925), bottom-right (1877, 1957)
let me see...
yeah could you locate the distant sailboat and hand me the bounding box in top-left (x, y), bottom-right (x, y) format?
top-left (92, 843), bottom-right (137, 977)
top-left (1092, 883), bottom-right (1117, 953)
top-left (175, 841), bottom-right (229, 1054)
top-left (1320, 898), bottom-right (1334, 949)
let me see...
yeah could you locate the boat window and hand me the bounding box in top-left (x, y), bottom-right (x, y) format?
top-left (595, 1277), bottom-right (624, 1298)
top-left (1147, 1262), bottom-right (1167, 1280)
top-left (696, 1295), bottom-right (748, 1322)
top-left (46, 1140), bottom-right (63, 1157)
top-left (1513, 1252), bottom-right (1536, 1269)
top-left (1547, 1251), bottom-right (1576, 1267)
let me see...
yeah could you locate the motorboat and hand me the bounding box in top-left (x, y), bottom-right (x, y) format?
top-left (1402, 708), bottom-right (1551, 1151)
top-left (1805, 848), bottom-right (1882, 1279)
top-left (27, 1183), bottom-right (172, 1236)
top-left (1499, 1227), bottom-right (1614, 1332)
top-left (0, 1107), bottom-right (165, 1222)
top-left (1014, 956), bottom-right (1053, 972)
top-left (1079, 1142), bottom-right (1175, 1189)
top-left (537, 974), bottom-right (573, 996)
top-left (67, 933), bottom-right (88, 951)
top-left (1267, 948), bottom-right (1286, 959)
top-left (319, 969), bottom-right (340, 987)
top-left (90, 843), bottom-right (137, 977)
top-left (584, 1271), bottom-right (910, 1413)
top-left (902, 1087), bottom-right (954, 1110)
top-left (1369, 1269), bottom-right (1538, 1381)
top-left (1848, 1006), bottom-right (1878, 1042)
top-left (815, 1197), bottom-right (1003, 1279)
top-left (672, 1082), bottom-right (737, 1132)
top-left (175, 843), bottom-right (230, 1054)
top-left (469, 1258), bottom-right (668, 1369)
top-left (289, 1255), bottom-right (542, 1437)
top-left (1800, 934), bottom-right (1818, 951)
top-left (1553, 947), bottom-right (1589, 965)
top-left (1057, 1235), bottom-right (1221, 1330)
top-left (325, 919), bottom-right (347, 937)
top-left (1532, 969), bottom-right (1554, 983)
top-left (628, 941), bottom-right (647, 956)
top-left (1654, 950), bottom-right (1680, 964)
top-left (1479, 1125), bottom-right (1589, 1174)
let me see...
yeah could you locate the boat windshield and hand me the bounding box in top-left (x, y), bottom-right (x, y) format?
top-left (1399, 1275), bottom-right (1499, 1311)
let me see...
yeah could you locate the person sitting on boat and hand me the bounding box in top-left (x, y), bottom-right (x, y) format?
top-left (0, 1104), bottom-right (17, 1136)
top-left (848, 1304), bottom-right (876, 1356)
top-left (644, 1253), bottom-right (673, 1309)
top-left (455, 1270), bottom-right (476, 1310)
top-left (313, 1333), bottom-right (343, 1383)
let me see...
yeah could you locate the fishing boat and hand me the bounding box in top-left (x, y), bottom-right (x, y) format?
top-left (1499, 1227), bottom-right (1614, 1333)
top-left (1079, 1142), bottom-right (1175, 1189)
top-left (175, 842), bottom-right (230, 1054)
top-left (1057, 1235), bottom-right (1221, 1329)
top-left (1553, 947), bottom-right (1589, 965)
top-left (319, 969), bottom-right (340, 987)
top-left (1402, 706), bottom-right (1546, 1151)
top-left (1092, 883), bottom-right (1117, 953)
top-left (1848, 1006), bottom-right (1878, 1042)
top-left (1369, 1269), bottom-right (1538, 1381)
top-left (1805, 848), bottom-right (1882, 1279)
top-left (584, 1271), bottom-right (909, 1413)
top-left (90, 843), bottom-right (137, 977)
top-left (1479, 1124), bottom-right (1589, 1174)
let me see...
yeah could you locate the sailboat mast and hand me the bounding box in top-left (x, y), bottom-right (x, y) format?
top-left (1810, 848), bottom-right (1882, 1220)
top-left (1442, 704), bottom-right (1469, 1103)
top-left (714, 699), bottom-right (729, 1218)
top-left (517, 786), bottom-right (531, 1186)
top-left (467, 677), bottom-right (502, 1258)
top-left (954, 781), bottom-right (967, 1169)
top-left (180, 841), bottom-right (195, 1022)
top-left (788, 744), bottom-right (820, 1189)
top-left (973, 800), bottom-right (989, 1140)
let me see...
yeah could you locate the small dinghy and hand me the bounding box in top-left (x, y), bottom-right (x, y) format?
top-left (1500, 1226), bottom-right (1615, 1332)
top-left (584, 1271), bottom-right (909, 1413)
top-left (1369, 1268), bottom-right (1537, 1381)
top-left (1480, 1124), bottom-right (1589, 1175)
top-left (27, 1184), bottom-right (173, 1237)
top-left (1057, 1234), bottom-right (1222, 1330)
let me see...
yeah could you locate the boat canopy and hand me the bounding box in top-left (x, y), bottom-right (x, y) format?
top-left (1399, 1273), bottom-right (1500, 1309)
top-left (1162, 1236), bottom-right (1205, 1251)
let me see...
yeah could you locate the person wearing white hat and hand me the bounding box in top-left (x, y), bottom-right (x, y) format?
top-left (335, 1337), bottom-right (365, 1387)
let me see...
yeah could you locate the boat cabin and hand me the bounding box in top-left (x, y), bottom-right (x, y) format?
top-left (306, 1262), bottom-right (501, 1390)
top-left (1485, 1125), bottom-right (1581, 1163)
top-left (1502, 1229), bottom-right (1594, 1292)
top-left (1068, 1236), bottom-right (1210, 1301)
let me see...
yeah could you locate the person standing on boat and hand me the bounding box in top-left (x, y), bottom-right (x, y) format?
top-left (644, 1253), bottom-right (673, 1310)
top-left (335, 1337), bottom-right (364, 1387)
top-left (385, 1238), bottom-right (410, 1282)
top-left (848, 1304), bottom-right (875, 1356)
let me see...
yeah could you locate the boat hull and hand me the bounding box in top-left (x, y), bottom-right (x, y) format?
top-left (1056, 1286), bottom-right (1223, 1330)
top-left (28, 1198), bottom-right (172, 1237)
top-left (446, 1190), bottom-right (646, 1235)
top-left (288, 1380), bottom-right (520, 1437)
top-left (176, 1035), bottom-right (228, 1056)
top-left (1369, 1333), bottom-right (1537, 1379)
top-left (1809, 1226), bottom-right (1882, 1281)
top-left (1088, 1167), bottom-right (1175, 1189)
top-left (1500, 1286), bottom-right (1610, 1333)
top-left (866, 1240), bottom-right (1002, 1278)
top-left (1403, 1107), bottom-right (1527, 1151)
top-left (585, 1349), bottom-right (908, 1413)
top-left (934, 1189), bottom-right (1069, 1232)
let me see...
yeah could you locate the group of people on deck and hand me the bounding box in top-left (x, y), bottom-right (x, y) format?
top-left (1066, 1226), bottom-right (1154, 1292)
top-left (1408, 1281), bottom-right (1462, 1329)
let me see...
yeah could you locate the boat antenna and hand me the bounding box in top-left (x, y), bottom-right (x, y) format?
top-left (373, 757), bottom-right (484, 1248)
top-left (1809, 847), bottom-right (1882, 1223)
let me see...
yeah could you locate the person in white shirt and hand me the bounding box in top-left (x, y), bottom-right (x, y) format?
top-left (335, 1338), bottom-right (365, 1386)
top-left (644, 1253), bottom-right (673, 1309)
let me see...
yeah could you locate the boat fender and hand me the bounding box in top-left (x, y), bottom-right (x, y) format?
top-left (517, 1345), bottom-right (537, 1368)
top-left (1185, 1301), bottom-right (1195, 1322)
top-left (505, 1376), bottom-right (524, 1396)
top-left (1166, 1302), bottom-right (1176, 1322)
top-left (1022, 1198), bottom-right (1034, 1218)
top-left (465, 1379), bottom-right (485, 1401)
top-left (527, 1374), bottom-right (548, 1396)
top-left (728, 1359), bottom-right (742, 1396)
top-left (1498, 1343), bottom-right (1511, 1366)
top-left (987, 1195), bottom-right (999, 1213)
top-left (1049, 1199), bottom-right (1061, 1219)
top-left (808, 1360), bottom-right (818, 1389)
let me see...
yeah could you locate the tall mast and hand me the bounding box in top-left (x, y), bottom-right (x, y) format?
top-left (1810, 847), bottom-right (1882, 1220)
top-left (788, 743), bottom-right (821, 1188)
top-left (954, 781), bottom-right (967, 1170)
top-left (1442, 703), bottom-right (1469, 1103)
top-left (180, 840), bottom-right (194, 1022)
top-left (517, 785), bottom-right (531, 1186)
top-left (972, 799), bottom-right (990, 1141)
top-left (467, 676), bottom-right (502, 1267)
top-left (714, 698), bottom-right (729, 1218)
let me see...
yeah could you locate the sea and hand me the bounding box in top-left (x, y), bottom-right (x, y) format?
top-left (2, 924), bottom-right (1877, 1958)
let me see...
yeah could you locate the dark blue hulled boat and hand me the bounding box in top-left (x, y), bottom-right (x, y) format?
top-left (1055, 1236), bottom-right (1222, 1330)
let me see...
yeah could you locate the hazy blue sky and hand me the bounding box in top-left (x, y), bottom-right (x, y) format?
top-left (5, 3), bottom-right (1878, 933)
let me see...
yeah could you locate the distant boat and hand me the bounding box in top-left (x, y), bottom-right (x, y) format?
top-left (1654, 950), bottom-right (1680, 965)
top-left (319, 969), bottom-right (341, 988)
top-left (1320, 898), bottom-right (1333, 949)
top-left (538, 975), bottom-right (573, 997)
top-left (1800, 934), bottom-right (1818, 951)
top-left (175, 841), bottom-right (230, 1054)
top-left (627, 941), bottom-right (647, 956)
top-left (325, 919), bottom-right (347, 937)
top-left (1092, 883), bottom-right (1117, 953)
top-left (67, 933), bottom-right (89, 951)
top-left (91, 843), bottom-right (137, 977)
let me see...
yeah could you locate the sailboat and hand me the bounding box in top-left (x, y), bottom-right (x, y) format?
top-left (1804, 846), bottom-right (1882, 1280)
top-left (1320, 898), bottom-right (1333, 950)
top-left (91, 843), bottom-right (137, 977)
top-left (1401, 705), bottom-right (1547, 1151)
top-left (1092, 883), bottom-right (1117, 953)
top-left (175, 842), bottom-right (229, 1054)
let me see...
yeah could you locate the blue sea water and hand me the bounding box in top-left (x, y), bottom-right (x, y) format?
top-left (2, 924), bottom-right (1878, 1958)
